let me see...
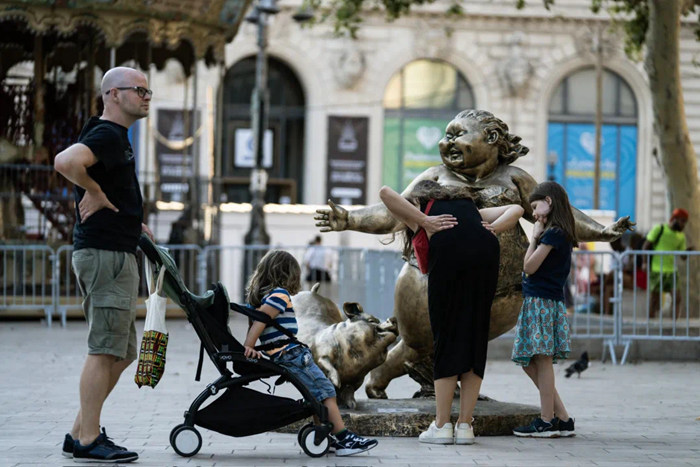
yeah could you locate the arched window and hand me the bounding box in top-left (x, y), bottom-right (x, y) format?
top-left (221, 56), bottom-right (305, 203)
top-left (382, 59), bottom-right (475, 190)
top-left (547, 68), bottom-right (638, 219)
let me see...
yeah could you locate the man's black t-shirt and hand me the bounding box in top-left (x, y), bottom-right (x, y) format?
top-left (522, 227), bottom-right (573, 301)
top-left (73, 117), bottom-right (143, 253)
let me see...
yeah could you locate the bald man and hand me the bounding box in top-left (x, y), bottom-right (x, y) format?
top-left (54, 67), bottom-right (154, 463)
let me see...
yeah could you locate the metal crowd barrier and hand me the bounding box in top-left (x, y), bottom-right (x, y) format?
top-left (198, 245), bottom-right (402, 320)
top-left (616, 250), bottom-right (700, 364)
top-left (2, 245), bottom-right (698, 365)
top-left (0, 244), bottom-right (55, 325)
top-left (568, 250), bottom-right (621, 363)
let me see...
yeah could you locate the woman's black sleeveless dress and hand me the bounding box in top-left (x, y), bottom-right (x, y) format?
top-left (425, 198), bottom-right (500, 380)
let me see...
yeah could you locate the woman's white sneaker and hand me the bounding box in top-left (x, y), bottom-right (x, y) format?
top-left (455, 422), bottom-right (475, 445)
top-left (419, 421), bottom-right (454, 444)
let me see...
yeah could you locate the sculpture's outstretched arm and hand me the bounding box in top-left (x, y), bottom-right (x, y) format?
top-left (574, 209), bottom-right (635, 242)
top-left (315, 200), bottom-right (400, 234)
top-left (315, 167), bottom-right (441, 235)
top-left (511, 166), bottom-right (635, 242)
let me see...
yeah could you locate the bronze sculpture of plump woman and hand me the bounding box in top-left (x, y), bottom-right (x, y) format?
top-left (315, 110), bottom-right (634, 398)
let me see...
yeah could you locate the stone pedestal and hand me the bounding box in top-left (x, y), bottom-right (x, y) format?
top-left (279, 397), bottom-right (539, 437)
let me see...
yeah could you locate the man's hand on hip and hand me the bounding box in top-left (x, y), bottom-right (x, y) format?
top-left (79, 190), bottom-right (118, 222)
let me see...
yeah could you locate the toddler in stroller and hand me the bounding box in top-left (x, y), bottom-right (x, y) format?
top-left (138, 236), bottom-right (377, 458)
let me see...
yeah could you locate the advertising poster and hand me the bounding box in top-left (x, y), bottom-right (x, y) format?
top-left (326, 116), bottom-right (368, 205)
top-left (155, 109), bottom-right (199, 203)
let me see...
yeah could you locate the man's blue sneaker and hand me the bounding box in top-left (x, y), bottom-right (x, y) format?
top-left (73, 432), bottom-right (138, 463)
top-left (513, 417), bottom-right (560, 438)
top-left (331, 430), bottom-right (378, 456)
top-left (63, 428), bottom-right (127, 459)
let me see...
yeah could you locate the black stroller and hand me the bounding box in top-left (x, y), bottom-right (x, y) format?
top-left (138, 235), bottom-right (333, 458)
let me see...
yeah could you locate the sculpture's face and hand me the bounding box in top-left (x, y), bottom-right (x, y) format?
top-left (439, 118), bottom-right (499, 178)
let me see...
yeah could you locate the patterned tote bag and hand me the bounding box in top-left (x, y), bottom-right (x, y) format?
top-left (135, 261), bottom-right (169, 388)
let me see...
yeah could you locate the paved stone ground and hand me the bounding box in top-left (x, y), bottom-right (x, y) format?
top-left (1, 319), bottom-right (699, 467)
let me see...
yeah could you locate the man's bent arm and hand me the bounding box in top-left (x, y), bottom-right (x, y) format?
top-left (54, 143), bottom-right (101, 193)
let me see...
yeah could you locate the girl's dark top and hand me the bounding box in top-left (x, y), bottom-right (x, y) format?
top-left (73, 117), bottom-right (143, 254)
top-left (424, 197), bottom-right (500, 380)
top-left (522, 227), bottom-right (572, 302)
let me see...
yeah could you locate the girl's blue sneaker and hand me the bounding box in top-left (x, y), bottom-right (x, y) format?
top-left (513, 417), bottom-right (560, 438)
top-left (555, 417), bottom-right (576, 437)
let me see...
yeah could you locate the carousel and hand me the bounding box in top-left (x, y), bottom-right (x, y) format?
top-left (0, 0), bottom-right (250, 241)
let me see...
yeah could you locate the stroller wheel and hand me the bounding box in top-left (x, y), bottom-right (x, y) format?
top-left (297, 422), bottom-right (314, 447)
top-left (170, 425), bottom-right (202, 457)
top-left (299, 425), bottom-right (330, 458)
top-left (169, 424), bottom-right (184, 446)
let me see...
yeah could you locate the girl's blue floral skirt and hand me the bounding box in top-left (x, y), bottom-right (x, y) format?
top-left (511, 296), bottom-right (571, 367)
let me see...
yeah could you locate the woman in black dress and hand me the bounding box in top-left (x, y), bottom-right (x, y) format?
top-left (380, 180), bottom-right (523, 444)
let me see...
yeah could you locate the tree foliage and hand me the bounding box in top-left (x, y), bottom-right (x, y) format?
top-left (312, 0), bottom-right (700, 45)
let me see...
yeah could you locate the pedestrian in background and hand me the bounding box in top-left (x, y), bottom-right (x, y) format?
top-left (304, 235), bottom-right (332, 284)
top-left (642, 208), bottom-right (692, 319)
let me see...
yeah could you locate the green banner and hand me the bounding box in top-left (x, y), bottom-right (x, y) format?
top-left (383, 117), bottom-right (448, 191)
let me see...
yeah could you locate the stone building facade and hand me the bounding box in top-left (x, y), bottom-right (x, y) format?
top-left (144, 0), bottom-right (700, 244)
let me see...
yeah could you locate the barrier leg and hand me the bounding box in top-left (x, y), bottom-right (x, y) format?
top-left (601, 340), bottom-right (608, 363)
top-left (604, 339), bottom-right (617, 365)
top-left (620, 340), bottom-right (632, 366)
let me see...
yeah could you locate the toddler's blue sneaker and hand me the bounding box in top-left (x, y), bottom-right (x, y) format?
top-left (331, 430), bottom-right (378, 456)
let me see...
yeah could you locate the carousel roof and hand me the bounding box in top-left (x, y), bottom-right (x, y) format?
top-left (0, 0), bottom-right (251, 77)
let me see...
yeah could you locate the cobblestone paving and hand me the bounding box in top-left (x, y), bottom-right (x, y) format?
top-left (1, 319), bottom-right (698, 466)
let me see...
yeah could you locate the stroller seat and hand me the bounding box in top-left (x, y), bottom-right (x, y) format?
top-left (138, 235), bottom-right (334, 458)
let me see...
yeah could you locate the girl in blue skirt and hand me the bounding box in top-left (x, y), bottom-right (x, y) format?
top-left (512, 181), bottom-right (576, 438)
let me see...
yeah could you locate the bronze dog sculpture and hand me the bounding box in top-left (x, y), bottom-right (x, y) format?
top-left (292, 284), bottom-right (399, 408)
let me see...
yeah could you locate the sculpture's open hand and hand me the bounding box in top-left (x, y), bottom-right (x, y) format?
top-left (315, 200), bottom-right (349, 232)
top-left (602, 216), bottom-right (636, 240)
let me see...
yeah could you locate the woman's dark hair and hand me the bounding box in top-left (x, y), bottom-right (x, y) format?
top-left (245, 249), bottom-right (302, 307)
top-left (528, 181), bottom-right (578, 245)
top-left (397, 180), bottom-right (474, 261)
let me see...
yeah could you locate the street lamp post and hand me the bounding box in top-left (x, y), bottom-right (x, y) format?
top-left (243, 0), bottom-right (313, 247)
top-left (243, 0), bottom-right (277, 246)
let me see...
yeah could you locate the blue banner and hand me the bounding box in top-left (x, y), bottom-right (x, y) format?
top-left (547, 122), bottom-right (636, 220)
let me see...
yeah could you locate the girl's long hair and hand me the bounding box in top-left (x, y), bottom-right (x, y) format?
top-left (528, 181), bottom-right (578, 245)
top-left (245, 249), bottom-right (302, 308)
top-left (398, 180), bottom-right (474, 261)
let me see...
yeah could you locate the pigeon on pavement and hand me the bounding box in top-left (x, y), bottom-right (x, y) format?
top-left (565, 351), bottom-right (589, 378)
